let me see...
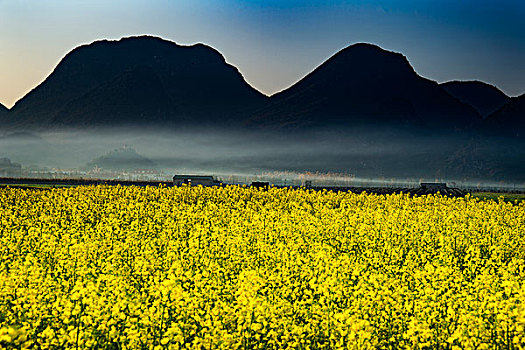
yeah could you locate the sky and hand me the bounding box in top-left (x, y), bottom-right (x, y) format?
top-left (0, 0), bottom-right (524, 108)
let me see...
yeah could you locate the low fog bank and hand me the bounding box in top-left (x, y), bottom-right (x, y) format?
top-left (1, 126), bottom-right (525, 189)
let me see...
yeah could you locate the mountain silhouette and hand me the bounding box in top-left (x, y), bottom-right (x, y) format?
top-left (2, 37), bottom-right (522, 137)
top-left (7, 36), bottom-right (267, 129)
top-left (86, 146), bottom-right (155, 170)
top-left (441, 80), bottom-right (510, 118)
top-left (0, 37), bottom-right (523, 182)
top-left (248, 43), bottom-right (481, 130)
top-left (485, 94), bottom-right (525, 137)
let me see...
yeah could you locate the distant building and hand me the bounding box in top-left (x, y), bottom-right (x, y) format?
top-left (173, 175), bottom-right (221, 186)
top-left (420, 182), bottom-right (447, 191)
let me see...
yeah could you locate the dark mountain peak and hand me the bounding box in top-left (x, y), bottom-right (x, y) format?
top-left (70, 35), bottom-right (187, 53)
top-left (0, 103), bottom-right (7, 112)
top-left (441, 80), bottom-right (510, 118)
top-left (108, 36), bottom-right (226, 64)
top-left (254, 43), bottom-right (479, 130)
top-left (8, 35), bottom-right (267, 129)
top-left (302, 43), bottom-right (415, 82)
top-left (49, 35), bottom-right (228, 81)
top-left (268, 43), bottom-right (418, 103)
top-left (336, 43), bottom-right (411, 67)
top-left (336, 42), bottom-right (406, 59)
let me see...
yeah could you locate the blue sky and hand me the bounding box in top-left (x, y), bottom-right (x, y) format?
top-left (0, 0), bottom-right (523, 107)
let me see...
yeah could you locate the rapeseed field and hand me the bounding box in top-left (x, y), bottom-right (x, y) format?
top-left (0, 185), bottom-right (524, 349)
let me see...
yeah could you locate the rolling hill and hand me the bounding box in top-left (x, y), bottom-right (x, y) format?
top-left (485, 94), bottom-right (525, 137)
top-left (441, 80), bottom-right (510, 118)
top-left (86, 146), bottom-right (155, 171)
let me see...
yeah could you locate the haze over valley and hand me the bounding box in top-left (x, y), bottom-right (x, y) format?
top-left (1, 36), bottom-right (524, 188)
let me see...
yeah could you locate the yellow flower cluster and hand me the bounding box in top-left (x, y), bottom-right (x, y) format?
top-left (0, 185), bottom-right (524, 349)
